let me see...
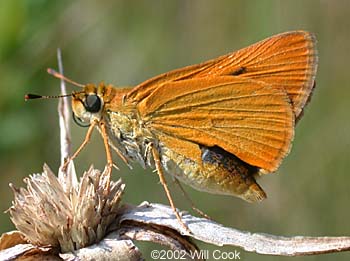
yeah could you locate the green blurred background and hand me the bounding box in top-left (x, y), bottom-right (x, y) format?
top-left (1, 0), bottom-right (349, 260)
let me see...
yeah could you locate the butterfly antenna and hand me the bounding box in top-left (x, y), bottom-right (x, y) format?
top-left (47, 68), bottom-right (85, 88)
top-left (25, 93), bottom-right (72, 101)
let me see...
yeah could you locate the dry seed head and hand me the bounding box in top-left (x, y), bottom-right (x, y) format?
top-left (9, 164), bottom-right (124, 253)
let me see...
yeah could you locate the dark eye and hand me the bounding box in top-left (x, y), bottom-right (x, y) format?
top-left (84, 95), bottom-right (101, 113)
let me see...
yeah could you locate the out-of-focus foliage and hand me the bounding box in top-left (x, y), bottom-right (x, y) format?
top-left (1, 1), bottom-right (349, 260)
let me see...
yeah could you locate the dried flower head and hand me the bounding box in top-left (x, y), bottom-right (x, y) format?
top-left (8, 164), bottom-right (124, 253)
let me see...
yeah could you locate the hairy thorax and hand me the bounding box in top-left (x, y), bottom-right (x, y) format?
top-left (106, 109), bottom-right (155, 168)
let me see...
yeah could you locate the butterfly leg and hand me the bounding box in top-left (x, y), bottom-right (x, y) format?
top-left (61, 119), bottom-right (98, 171)
top-left (99, 119), bottom-right (114, 191)
top-left (150, 143), bottom-right (191, 234)
top-left (173, 178), bottom-right (212, 220)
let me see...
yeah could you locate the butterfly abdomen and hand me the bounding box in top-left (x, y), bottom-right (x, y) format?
top-left (160, 145), bottom-right (266, 202)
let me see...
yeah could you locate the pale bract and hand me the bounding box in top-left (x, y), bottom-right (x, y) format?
top-left (9, 163), bottom-right (124, 253)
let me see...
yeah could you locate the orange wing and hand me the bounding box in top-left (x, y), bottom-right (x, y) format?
top-left (137, 77), bottom-right (294, 172)
top-left (127, 31), bottom-right (317, 120)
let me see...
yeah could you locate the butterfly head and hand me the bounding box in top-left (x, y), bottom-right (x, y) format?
top-left (72, 83), bottom-right (106, 124)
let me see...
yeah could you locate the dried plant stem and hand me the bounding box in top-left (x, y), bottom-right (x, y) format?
top-left (56, 49), bottom-right (77, 192)
top-left (57, 48), bottom-right (71, 164)
top-left (119, 202), bottom-right (350, 256)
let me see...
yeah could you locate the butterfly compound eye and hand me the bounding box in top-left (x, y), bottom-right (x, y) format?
top-left (84, 94), bottom-right (101, 113)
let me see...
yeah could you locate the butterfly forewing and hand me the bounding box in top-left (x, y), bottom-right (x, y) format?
top-left (137, 77), bottom-right (294, 172)
top-left (128, 31), bottom-right (317, 120)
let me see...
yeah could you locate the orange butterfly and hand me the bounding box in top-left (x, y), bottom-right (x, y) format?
top-left (27, 31), bottom-right (318, 230)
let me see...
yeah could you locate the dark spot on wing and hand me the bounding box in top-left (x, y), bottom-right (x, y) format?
top-left (230, 67), bottom-right (246, 76)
